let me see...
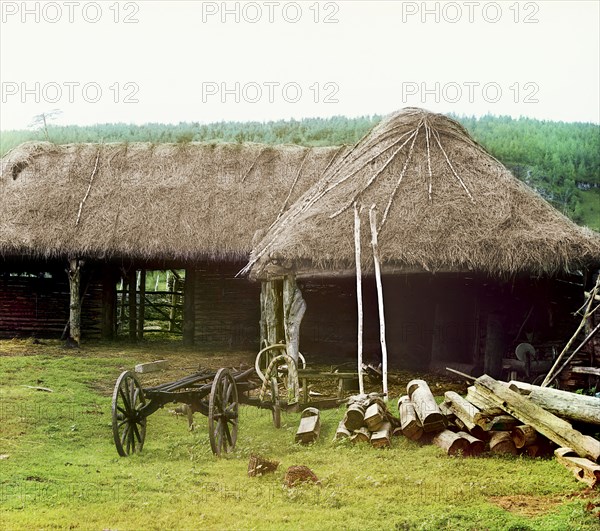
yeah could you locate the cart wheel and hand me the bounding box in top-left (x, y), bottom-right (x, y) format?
top-left (208, 368), bottom-right (239, 456)
top-left (271, 377), bottom-right (281, 429)
top-left (111, 371), bottom-right (147, 457)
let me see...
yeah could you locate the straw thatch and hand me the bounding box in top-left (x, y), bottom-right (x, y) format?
top-left (0, 141), bottom-right (347, 261)
top-left (246, 108), bottom-right (600, 279)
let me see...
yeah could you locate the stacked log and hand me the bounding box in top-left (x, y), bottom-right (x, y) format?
top-left (331, 374), bottom-right (599, 488)
top-left (336, 393), bottom-right (399, 448)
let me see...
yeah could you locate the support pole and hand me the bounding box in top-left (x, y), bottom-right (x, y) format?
top-left (354, 202), bottom-right (365, 394)
top-left (101, 267), bottom-right (117, 340)
top-left (128, 269), bottom-right (137, 341)
top-left (68, 258), bottom-right (82, 346)
top-left (369, 206), bottom-right (388, 401)
top-left (137, 269), bottom-right (146, 340)
top-left (183, 268), bottom-right (196, 346)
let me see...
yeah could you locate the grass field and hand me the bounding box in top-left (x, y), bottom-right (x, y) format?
top-left (1, 339), bottom-right (599, 530)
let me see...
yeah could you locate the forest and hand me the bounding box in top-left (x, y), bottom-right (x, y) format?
top-left (1, 113), bottom-right (598, 229)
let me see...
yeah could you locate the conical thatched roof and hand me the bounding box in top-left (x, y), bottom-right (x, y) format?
top-left (0, 141), bottom-right (347, 261)
top-left (246, 108), bottom-right (600, 279)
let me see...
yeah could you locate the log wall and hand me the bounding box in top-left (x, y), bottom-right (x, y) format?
top-left (193, 262), bottom-right (261, 348)
top-left (0, 267), bottom-right (102, 339)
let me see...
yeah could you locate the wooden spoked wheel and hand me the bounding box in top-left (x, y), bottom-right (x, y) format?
top-left (208, 368), bottom-right (239, 456)
top-left (112, 371), bottom-right (147, 457)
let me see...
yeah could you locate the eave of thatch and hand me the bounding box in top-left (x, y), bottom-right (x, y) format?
top-left (0, 141), bottom-right (347, 262)
top-left (247, 108), bottom-right (600, 279)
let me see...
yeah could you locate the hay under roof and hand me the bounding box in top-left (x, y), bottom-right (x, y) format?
top-left (246, 108), bottom-right (600, 279)
top-left (0, 141), bottom-right (347, 262)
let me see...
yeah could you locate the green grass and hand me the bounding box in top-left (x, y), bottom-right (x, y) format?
top-left (1, 340), bottom-right (599, 530)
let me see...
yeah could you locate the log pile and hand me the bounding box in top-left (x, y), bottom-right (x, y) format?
top-left (335, 393), bottom-right (400, 448)
top-left (336, 374), bottom-right (600, 487)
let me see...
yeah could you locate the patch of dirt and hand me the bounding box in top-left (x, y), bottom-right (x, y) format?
top-left (489, 494), bottom-right (563, 517)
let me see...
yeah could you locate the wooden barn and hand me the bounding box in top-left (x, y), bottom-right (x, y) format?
top-left (244, 108), bottom-right (600, 380)
top-left (0, 140), bottom-right (347, 346)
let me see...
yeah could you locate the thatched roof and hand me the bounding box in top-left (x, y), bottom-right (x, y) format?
top-left (0, 141), bottom-right (347, 262)
top-left (246, 108), bottom-right (600, 279)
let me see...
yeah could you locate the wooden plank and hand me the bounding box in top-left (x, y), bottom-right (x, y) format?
top-left (135, 360), bottom-right (169, 373)
top-left (475, 374), bottom-right (600, 462)
top-left (555, 447), bottom-right (600, 488)
top-left (571, 367), bottom-right (600, 376)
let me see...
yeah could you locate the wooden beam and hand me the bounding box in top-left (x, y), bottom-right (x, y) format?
top-left (182, 268), bottom-right (196, 346)
top-left (475, 374), bottom-right (600, 462)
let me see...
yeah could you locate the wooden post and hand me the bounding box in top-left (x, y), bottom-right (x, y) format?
top-left (101, 267), bottom-right (117, 340)
top-left (369, 206), bottom-right (389, 401)
top-left (283, 275), bottom-right (306, 365)
top-left (484, 311), bottom-right (506, 379)
top-left (128, 269), bottom-right (137, 341)
top-left (137, 269), bottom-right (146, 340)
top-left (354, 202), bottom-right (365, 394)
top-left (183, 268), bottom-right (196, 346)
top-left (68, 258), bottom-right (82, 346)
top-left (119, 271), bottom-right (127, 335)
top-left (260, 280), bottom-right (284, 347)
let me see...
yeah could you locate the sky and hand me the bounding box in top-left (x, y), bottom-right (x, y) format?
top-left (0, 0), bottom-right (599, 129)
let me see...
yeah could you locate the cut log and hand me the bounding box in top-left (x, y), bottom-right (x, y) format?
top-left (456, 431), bottom-right (485, 456)
top-left (475, 374), bottom-right (600, 462)
top-left (473, 409), bottom-right (520, 432)
top-left (407, 379), bottom-right (447, 433)
top-left (248, 454), bottom-right (279, 477)
top-left (555, 447), bottom-right (600, 488)
top-left (344, 403), bottom-right (366, 431)
top-left (350, 427), bottom-right (370, 443)
top-left (334, 420), bottom-right (351, 440)
top-left (398, 395), bottom-right (423, 441)
top-left (364, 402), bottom-right (385, 431)
top-left (511, 425), bottom-right (538, 449)
top-left (295, 407), bottom-right (320, 444)
top-left (466, 385), bottom-right (497, 411)
top-left (443, 391), bottom-right (487, 439)
top-left (489, 431), bottom-right (517, 455)
top-left (432, 430), bottom-right (469, 456)
top-left (508, 380), bottom-right (600, 426)
top-left (370, 422), bottom-right (392, 449)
